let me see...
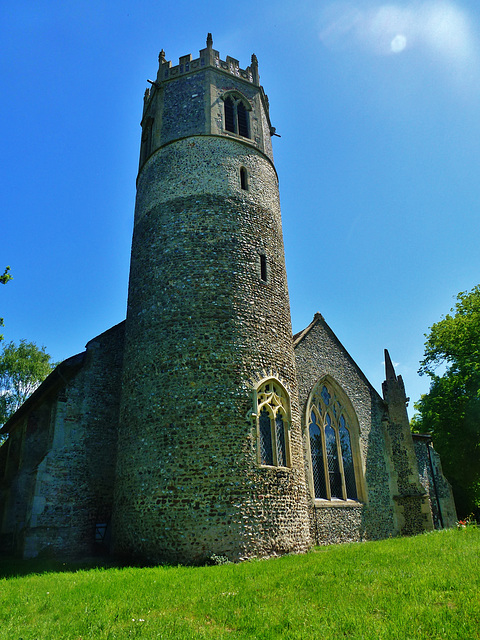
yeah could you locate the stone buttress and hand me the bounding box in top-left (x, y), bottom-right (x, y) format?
top-left (112, 35), bottom-right (311, 563)
top-left (382, 350), bottom-right (434, 534)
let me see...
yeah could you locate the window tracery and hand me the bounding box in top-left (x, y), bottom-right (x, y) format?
top-left (255, 379), bottom-right (290, 467)
top-left (307, 379), bottom-right (359, 501)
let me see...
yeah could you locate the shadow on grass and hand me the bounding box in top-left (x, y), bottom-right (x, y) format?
top-left (0, 553), bottom-right (159, 579)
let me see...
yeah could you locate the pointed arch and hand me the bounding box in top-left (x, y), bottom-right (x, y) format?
top-left (305, 376), bottom-right (364, 502)
top-left (222, 92), bottom-right (251, 139)
top-left (253, 378), bottom-right (291, 467)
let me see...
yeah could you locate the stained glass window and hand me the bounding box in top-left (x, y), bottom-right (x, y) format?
top-left (256, 379), bottom-right (290, 467)
top-left (325, 414), bottom-right (342, 499)
top-left (308, 379), bottom-right (360, 501)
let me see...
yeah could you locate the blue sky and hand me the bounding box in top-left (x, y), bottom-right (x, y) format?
top-left (2, 0), bottom-right (480, 415)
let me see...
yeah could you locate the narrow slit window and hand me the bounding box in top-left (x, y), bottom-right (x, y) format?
top-left (260, 254), bottom-right (267, 282)
top-left (240, 167), bottom-right (248, 190)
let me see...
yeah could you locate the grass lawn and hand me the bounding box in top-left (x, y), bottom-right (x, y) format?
top-left (0, 527), bottom-right (478, 639)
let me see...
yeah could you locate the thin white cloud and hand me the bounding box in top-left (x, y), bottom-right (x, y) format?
top-left (319, 0), bottom-right (478, 65)
top-left (382, 359), bottom-right (400, 369)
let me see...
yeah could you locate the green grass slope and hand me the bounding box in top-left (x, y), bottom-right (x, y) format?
top-left (0, 528), bottom-right (478, 639)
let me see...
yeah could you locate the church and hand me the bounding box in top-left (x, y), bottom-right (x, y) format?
top-left (0, 36), bottom-right (456, 563)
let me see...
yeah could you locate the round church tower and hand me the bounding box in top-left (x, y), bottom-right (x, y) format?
top-left (112, 35), bottom-right (311, 563)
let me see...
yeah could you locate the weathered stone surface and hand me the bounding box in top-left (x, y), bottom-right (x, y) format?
top-left (0, 323), bottom-right (124, 557)
top-left (413, 435), bottom-right (457, 530)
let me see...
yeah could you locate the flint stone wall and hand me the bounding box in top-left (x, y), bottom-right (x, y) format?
top-left (113, 135), bottom-right (311, 564)
top-left (0, 323), bottom-right (124, 558)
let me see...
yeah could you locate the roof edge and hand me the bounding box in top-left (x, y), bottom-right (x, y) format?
top-left (293, 312), bottom-right (384, 403)
top-left (292, 312), bottom-right (324, 347)
top-left (0, 352), bottom-right (86, 434)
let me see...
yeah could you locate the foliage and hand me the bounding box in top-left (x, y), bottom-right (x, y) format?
top-left (0, 266), bottom-right (12, 342)
top-left (0, 267), bottom-right (11, 286)
top-left (413, 285), bottom-right (480, 517)
top-left (0, 529), bottom-right (479, 639)
top-left (0, 340), bottom-right (55, 427)
top-left (208, 553), bottom-right (232, 566)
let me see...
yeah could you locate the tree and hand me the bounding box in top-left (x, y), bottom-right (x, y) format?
top-left (1, 266), bottom-right (12, 342)
top-left (0, 339), bottom-right (56, 427)
top-left (412, 285), bottom-right (480, 518)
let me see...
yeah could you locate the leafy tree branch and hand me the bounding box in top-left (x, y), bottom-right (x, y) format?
top-left (1, 266), bottom-right (12, 342)
top-left (0, 340), bottom-right (55, 428)
top-left (413, 285), bottom-right (480, 518)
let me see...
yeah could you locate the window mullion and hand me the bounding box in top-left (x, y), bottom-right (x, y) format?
top-left (233, 102), bottom-right (238, 135)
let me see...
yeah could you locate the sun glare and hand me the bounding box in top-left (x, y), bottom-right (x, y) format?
top-left (391, 34), bottom-right (407, 53)
top-left (319, 0), bottom-right (477, 64)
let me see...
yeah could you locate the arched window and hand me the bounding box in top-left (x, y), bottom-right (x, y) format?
top-left (255, 379), bottom-right (290, 467)
top-left (223, 93), bottom-right (250, 138)
top-left (240, 166), bottom-right (248, 190)
top-left (307, 379), bottom-right (360, 501)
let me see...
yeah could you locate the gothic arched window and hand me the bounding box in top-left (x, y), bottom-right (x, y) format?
top-left (255, 379), bottom-right (290, 467)
top-left (307, 379), bottom-right (360, 501)
top-left (223, 93), bottom-right (250, 139)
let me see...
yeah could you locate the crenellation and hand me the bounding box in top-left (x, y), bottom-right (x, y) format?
top-left (156, 36), bottom-right (256, 87)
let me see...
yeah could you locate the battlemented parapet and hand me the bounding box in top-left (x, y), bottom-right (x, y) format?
top-left (152, 33), bottom-right (260, 88)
